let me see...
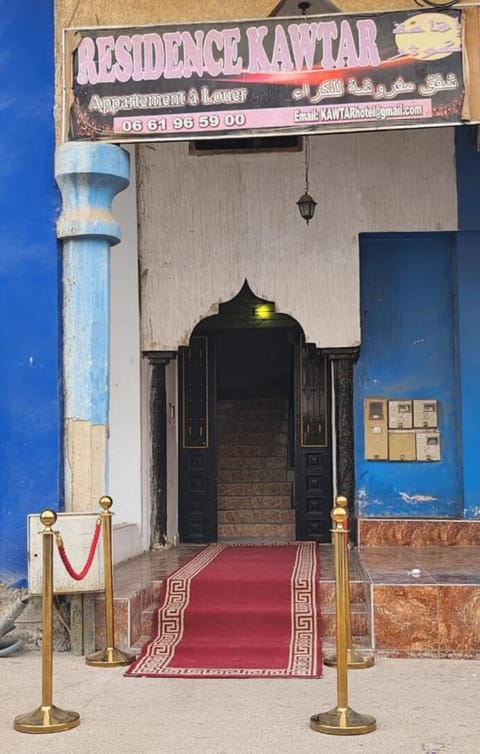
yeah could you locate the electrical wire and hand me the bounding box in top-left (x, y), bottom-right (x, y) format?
top-left (414, 0), bottom-right (460, 9)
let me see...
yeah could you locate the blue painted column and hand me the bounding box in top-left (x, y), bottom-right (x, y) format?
top-left (55, 143), bottom-right (130, 511)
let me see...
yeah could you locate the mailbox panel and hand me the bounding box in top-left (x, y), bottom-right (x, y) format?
top-left (364, 398), bottom-right (388, 460)
top-left (388, 431), bottom-right (416, 461)
top-left (416, 431), bottom-right (441, 461)
top-left (388, 400), bottom-right (413, 429)
top-left (413, 399), bottom-right (438, 428)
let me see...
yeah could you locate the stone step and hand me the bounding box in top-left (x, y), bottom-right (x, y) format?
top-left (217, 456), bottom-right (286, 470)
top-left (218, 508), bottom-right (295, 524)
top-left (320, 604), bottom-right (369, 638)
top-left (217, 468), bottom-right (287, 483)
top-left (133, 633), bottom-right (152, 651)
top-left (120, 549), bottom-right (372, 651)
top-left (218, 432), bottom-right (287, 446)
top-left (217, 420), bottom-right (288, 434)
top-left (217, 522), bottom-right (296, 539)
top-left (217, 494), bottom-right (292, 510)
top-left (321, 636), bottom-right (374, 654)
top-left (141, 602), bottom-right (157, 638)
top-left (319, 580), bottom-right (368, 606)
top-left (134, 601), bottom-right (370, 648)
top-left (217, 444), bottom-right (287, 458)
top-left (218, 481), bottom-right (292, 496)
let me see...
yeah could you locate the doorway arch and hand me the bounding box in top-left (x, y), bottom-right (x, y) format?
top-left (177, 281), bottom-right (336, 543)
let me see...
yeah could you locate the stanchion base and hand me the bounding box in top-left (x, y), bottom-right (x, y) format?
top-left (86, 646), bottom-right (136, 667)
top-left (310, 706), bottom-right (376, 736)
top-left (324, 648), bottom-right (375, 669)
top-left (14, 704), bottom-right (80, 734)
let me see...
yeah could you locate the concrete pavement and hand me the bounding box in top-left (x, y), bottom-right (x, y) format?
top-left (1, 651), bottom-right (479, 753)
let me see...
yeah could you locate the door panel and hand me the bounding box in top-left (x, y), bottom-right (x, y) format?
top-left (294, 341), bottom-right (333, 542)
top-left (178, 336), bottom-right (217, 542)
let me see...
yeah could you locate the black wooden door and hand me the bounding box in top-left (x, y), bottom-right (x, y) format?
top-left (294, 340), bottom-right (333, 542)
top-left (178, 335), bottom-right (217, 542)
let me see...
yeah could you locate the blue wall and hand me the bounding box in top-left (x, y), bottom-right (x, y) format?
top-left (354, 233), bottom-right (461, 519)
top-left (0, 2), bottom-right (61, 585)
top-left (455, 128), bottom-right (480, 518)
top-left (455, 233), bottom-right (480, 518)
top-left (455, 126), bottom-right (480, 232)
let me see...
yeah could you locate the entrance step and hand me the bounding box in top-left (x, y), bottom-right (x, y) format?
top-left (217, 456), bottom-right (286, 470)
top-left (218, 481), bottom-right (291, 496)
top-left (218, 468), bottom-right (287, 483)
top-left (319, 581), bottom-right (370, 650)
top-left (217, 432), bottom-right (287, 446)
top-left (217, 494), bottom-right (292, 510)
top-left (218, 419), bottom-right (288, 434)
top-left (217, 398), bottom-right (293, 542)
top-left (320, 603), bottom-right (369, 639)
top-left (218, 508), bottom-right (295, 524)
top-left (218, 444), bottom-right (287, 458)
top-left (319, 548), bottom-right (372, 649)
top-left (107, 545), bottom-right (372, 652)
top-left (217, 522), bottom-right (296, 540)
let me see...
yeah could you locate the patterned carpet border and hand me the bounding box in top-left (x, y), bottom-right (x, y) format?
top-left (126, 541), bottom-right (321, 679)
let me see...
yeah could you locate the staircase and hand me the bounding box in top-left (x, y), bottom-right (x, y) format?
top-left (216, 398), bottom-right (296, 541)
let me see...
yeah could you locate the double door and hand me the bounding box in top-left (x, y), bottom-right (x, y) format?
top-left (178, 334), bottom-right (334, 543)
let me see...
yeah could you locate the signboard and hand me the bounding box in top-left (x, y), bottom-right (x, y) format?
top-left (28, 513), bottom-right (104, 594)
top-left (67, 9), bottom-right (465, 142)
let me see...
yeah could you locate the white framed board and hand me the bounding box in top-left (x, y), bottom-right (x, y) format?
top-left (28, 513), bottom-right (104, 595)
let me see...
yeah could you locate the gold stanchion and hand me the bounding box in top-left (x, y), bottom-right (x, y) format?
top-left (86, 496), bottom-right (136, 667)
top-left (324, 496), bottom-right (374, 670)
top-left (310, 496), bottom-right (376, 736)
top-left (14, 510), bottom-right (80, 734)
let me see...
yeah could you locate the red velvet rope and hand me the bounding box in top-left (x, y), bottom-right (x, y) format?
top-left (55, 519), bottom-right (102, 581)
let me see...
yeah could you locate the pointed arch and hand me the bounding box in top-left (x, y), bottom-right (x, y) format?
top-left (189, 280), bottom-right (305, 340)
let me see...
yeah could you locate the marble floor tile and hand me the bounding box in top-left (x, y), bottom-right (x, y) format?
top-left (438, 585), bottom-right (480, 652)
top-left (374, 584), bottom-right (439, 651)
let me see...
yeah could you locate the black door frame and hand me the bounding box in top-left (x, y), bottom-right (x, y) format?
top-left (149, 338), bottom-right (359, 545)
top-left (293, 339), bottom-right (333, 542)
top-left (145, 351), bottom-right (176, 548)
top-left (178, 335), bottom-right (217, 543)
top-left (330, 346), bottom-right (361, 541)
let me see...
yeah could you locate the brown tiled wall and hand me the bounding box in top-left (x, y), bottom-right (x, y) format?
top-left (373, 584), bottom-right (480, 658)
top-left (359, 519), bottom-right (480, 547)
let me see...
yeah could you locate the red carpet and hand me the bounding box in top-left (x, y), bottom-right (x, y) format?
top-left (126, 542), bottom-right (322, 678)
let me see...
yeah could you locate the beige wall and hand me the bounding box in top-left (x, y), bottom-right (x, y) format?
top-left (138, 126), bottom-right (457, 350)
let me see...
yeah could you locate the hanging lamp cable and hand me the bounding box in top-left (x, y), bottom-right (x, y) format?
top-left (304, 135), bottom-right (311, 193)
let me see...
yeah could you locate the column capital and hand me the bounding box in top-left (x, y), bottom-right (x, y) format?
top-left (55, 142), bottom-right (130, 245)
top-left (327, 346), bottom-right (360, 363)
top-left (145, 351), bottom-right (177, 366)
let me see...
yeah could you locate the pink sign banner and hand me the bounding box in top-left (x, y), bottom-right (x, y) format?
top-left (67, 8), bottom-right (464, 142)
